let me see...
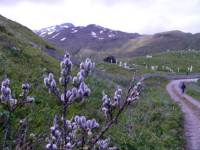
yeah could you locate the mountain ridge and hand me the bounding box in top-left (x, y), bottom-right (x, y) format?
top-left (35, 22), bottom-right (200, 60)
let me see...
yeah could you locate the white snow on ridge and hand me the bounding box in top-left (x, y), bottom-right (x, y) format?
top-left (48, 30), bottom-right (56, 35)
top-left (91, 31), bottom-right (96, 36)
top-left (52, 33), bottom-right (60, 39)
top-left (71, 30), bottom-right (78, 33)
top-left (99, 38), bottom-right (104, 40)
top-left (61, 37), bottom-right (66, 41)
top-left (71, 28), bottom-right (74, 30)
top-left (100, 30), bottom-right (103, 34)
top-left (108, 34), bottom-right (115, 38)
top-left (62, 26), bottom-right (68, 28)
top-left (40, 32), bottom-right (46, 36)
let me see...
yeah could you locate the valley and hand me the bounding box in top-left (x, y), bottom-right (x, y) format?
top-left (0, 14), bottom-right (199, 149)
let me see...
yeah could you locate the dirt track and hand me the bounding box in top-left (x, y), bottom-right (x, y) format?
top-left (166, 79), bottom-right (200, 150)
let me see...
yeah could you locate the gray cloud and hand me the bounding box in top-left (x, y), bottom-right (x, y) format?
top-left (0, 0), bottom-right (65, 6)
top-left (0, 0), bottom-right (199, 34)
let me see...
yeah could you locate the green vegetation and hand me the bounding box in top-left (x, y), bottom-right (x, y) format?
top-left (0, 15), bottom-right (186, 149)
top-left (186, 80), bottom-right (200, 101)
top-left (95, 51), bottom-right (200, 76)
top-left (0, 15), bottom-right (64, 54)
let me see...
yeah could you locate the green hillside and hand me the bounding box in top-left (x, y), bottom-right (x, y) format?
top-left (95, 51), bottom-right (200, 76)
top-left (0, 15), bottom-right (185, 149)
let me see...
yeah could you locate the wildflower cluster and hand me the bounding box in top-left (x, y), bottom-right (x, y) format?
top-left (97, 137), bottom-right (117, 150)
top-left (0, 78), bottom-right (17, 105)
top-left (102, 87), bottom-right (122, 121)
top-left (44, 52), bottom-right (143, 150)
top-left (127, 79), bottom-right (143, 103)
top-left (0, 76), bottom-right (36, 149)
top-left (0, 77), bottom-right (34, 106)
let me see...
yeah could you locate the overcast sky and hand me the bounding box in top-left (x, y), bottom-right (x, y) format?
top-left (0, 0), bottom-right (199, 34)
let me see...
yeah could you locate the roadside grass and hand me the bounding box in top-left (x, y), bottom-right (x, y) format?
top-left (185, 80), bottom-right (200, 101)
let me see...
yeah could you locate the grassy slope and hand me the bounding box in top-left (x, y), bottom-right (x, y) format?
top-left (95, 51), bottom-right (200, 76)
top-left (0, 14), bottom-right (64, 54)
top-left (186, 80), bottom-right (200, 101)
top-left (0, 15), bottom-right (185, 149)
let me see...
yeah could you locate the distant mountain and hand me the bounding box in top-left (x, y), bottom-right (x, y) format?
top-left (34, 23), bottom-right (74, 37)
top-left (35, 23), bottom-right (200, 60)
top-left (35, 23), bottom-right (140, 60)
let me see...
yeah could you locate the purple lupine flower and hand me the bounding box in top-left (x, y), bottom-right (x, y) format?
top-left (80, 82), bottom-right (85, 92)
top-left (49, 73), bottom-right (54, 82)
top-left (72, 87), bottom-right (77, 97)
top-left (68, 62), bottom-right (73, 71)
top-left (60, 61), bottom-right (65, 67)
top-left (80, 62), bottom-right (85, 70)
top-left (65, 52), bottom-right (70, 59)
top-left (85, 88), bottom-right (91, 96)
top-left (1, 86), bottom-right (7, 95)
top-left (72, 77), bottom-right (78, 84)
top-left (44, 77), bottom-right (50, 86)
top-left (78, 89), bottom-right (84, 98)
top-left (51, 80), bottom-right (56, 88)
top-left (88, 130), bottom-right (92, 137)
top-left (61, 68), bottom-right (68, 76)
top-left (64, 58), bottom-right (70, 66)
top-left (66, 75), bottom-right (72, 82)
top-left (79, 75), bottom-right (84, 83)
top-left (59, 77), bottom-right (64, 84)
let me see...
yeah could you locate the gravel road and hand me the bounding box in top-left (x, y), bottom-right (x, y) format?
top-left (166, 79), bottom-right (200, 150)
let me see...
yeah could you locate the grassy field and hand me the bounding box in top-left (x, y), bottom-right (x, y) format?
top-left (0, 15), bottom-right (186, 149)
top-left (186, 80), bottom-right (200, 101)
top-left (95, 51), bottom-right (200, 76)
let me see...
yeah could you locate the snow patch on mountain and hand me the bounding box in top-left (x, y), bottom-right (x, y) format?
top-left (48, 30), bottom-right (56, 35)
top-left (63, 26), bottom-right (69, 28)
top-left (71, 30), bottom-right (78, 33)
top-left (40, 32), bottom-right (46, 36)
top-left (61, 37), bottom-right (66, 41)
top-left (52, 33), bottom-right (60, 39)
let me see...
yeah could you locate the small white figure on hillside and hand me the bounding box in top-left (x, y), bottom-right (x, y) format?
top-left (167, 49), bottom-right (169, 52)
top-left (146, 65), bottom-right (148, 69)
top-left (93, 62), bottom-right (95, 68)
top-left (146, 55), bottom-right (152, 58)
top-left (119, 61), bottom-right (122, 66)
top-left (189, 49), bottom-right (190, 51)
top-left (124, 62), bottom-right (127, 68)
top-left (155, 66), bottom-right (158, 70)
top-left (116, 59), bottom-right (118, 65)
top-left (178, 68), bottom-right (179, 72)
top-left (151, 66), bottom-right (155, 71)
top-left (144, 62), bottom-right (146, 65)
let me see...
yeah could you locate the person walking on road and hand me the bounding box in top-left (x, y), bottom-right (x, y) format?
top-left (181, 81), bottom-right (186, 94)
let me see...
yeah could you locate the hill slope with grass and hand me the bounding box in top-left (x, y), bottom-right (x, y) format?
top-left (0, 14), bottom-right (185, 149)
